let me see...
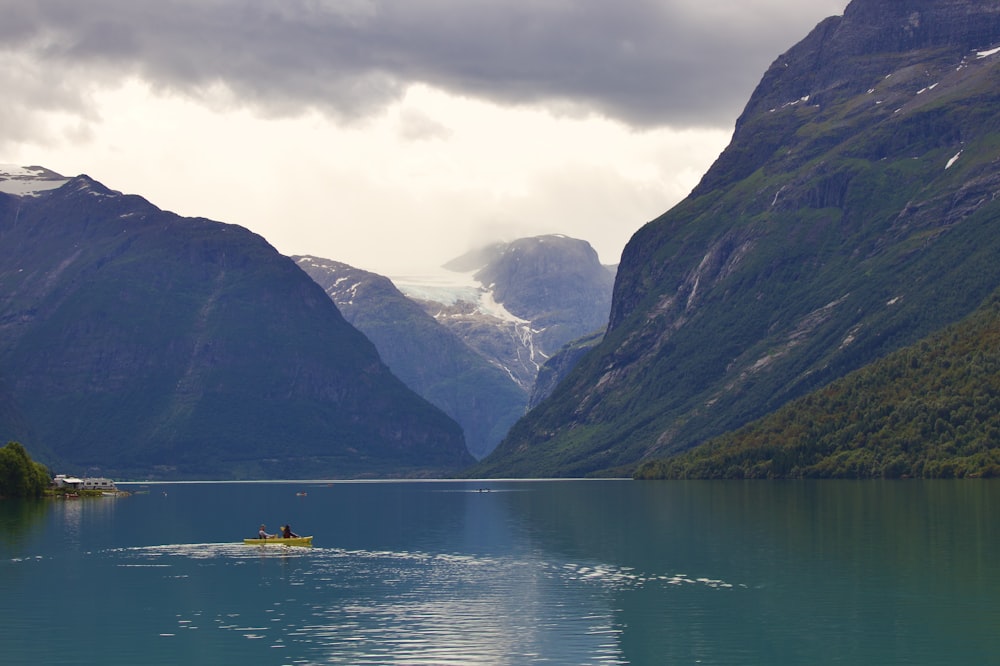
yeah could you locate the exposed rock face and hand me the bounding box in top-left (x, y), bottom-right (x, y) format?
top-left (469, 236), bottom-right (614, 356)
top-left (295, 256), bottom-right (527, 460)
top-left (474, 0), bottom-right (1000, 478)
top-left (835, 0), bottom-right (1000, 53)
top-left (527, 331), bottom-right (603, 410)
top-left (422, 235), bottom-right (614, 391)
top-left (693, 0), bottom-right (1000, 205)
top-left (743, 1), bottom-right (1000, 117)
top-left (0, 172), bottom-right (471, 479)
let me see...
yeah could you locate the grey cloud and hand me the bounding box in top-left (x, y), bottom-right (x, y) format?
top-left (0, 0), bottom-right (848, 130)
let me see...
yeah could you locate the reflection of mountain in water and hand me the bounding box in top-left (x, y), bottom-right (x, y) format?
top-left (0, 499), bottom-right (49, 552)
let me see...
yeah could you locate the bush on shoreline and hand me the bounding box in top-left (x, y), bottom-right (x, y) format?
top-left (0, 441), bottom-right (51, 499)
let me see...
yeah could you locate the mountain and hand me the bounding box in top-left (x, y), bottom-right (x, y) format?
top-left (636, 289), bottom-right (1000, 479)
top-left (527, 331), bottom-right (604, 410)
top-left (294, 256), bottom-right (526, 460)
top-left (399, 235), bottom-right (615, 393)
top-left (0, 166), bottom-right (472, 479)
top-left (473, 0), bottom-right (1000, 478)
top-left (0, 373), bottom-right (36, 452)
top-left (294, 235), bottom-right (616, 459)
top-left (448, 235), bottom-right (615, 365)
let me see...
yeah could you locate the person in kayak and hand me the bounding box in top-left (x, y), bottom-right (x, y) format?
top-left (281, 524), bottom-right (299, 538)
top-left (258, 524), bottom-right (273, 539)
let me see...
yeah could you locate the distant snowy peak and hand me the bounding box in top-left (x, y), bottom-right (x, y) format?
top-left (295, 255), bottom-right (353, 275)
top-left (0, 165), bottom-right (70, 197)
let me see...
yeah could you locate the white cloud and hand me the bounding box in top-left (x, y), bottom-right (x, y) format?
top-left (6, 80), bottom-right (728, 274)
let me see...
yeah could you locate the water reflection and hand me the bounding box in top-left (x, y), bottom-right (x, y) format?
top-left (0, 498), bottom-right (48, 551)
top-left (50, 492), bottom-right (123, 550)
top-left (495, 480), bottom-right (1000, 665)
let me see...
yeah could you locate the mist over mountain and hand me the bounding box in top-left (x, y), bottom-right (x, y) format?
top-left (473, 0), bottom-right (1000, 478)
top-left (0, 167), bottom-right (471, 479)
top-left (452, 235), bottom-right (614, 355)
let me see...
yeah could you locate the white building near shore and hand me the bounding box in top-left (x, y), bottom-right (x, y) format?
top-left (52, 475), bottom-right (117, 491)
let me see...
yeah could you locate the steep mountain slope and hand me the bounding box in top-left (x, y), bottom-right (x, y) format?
top-left (461, 235), bottom-right (615, 357)
top-left (295, 256), bottom-right (526, 459)
top-left (474, 0), bottom-right (1000, 477)
top-left (0, 374), bottom-right (36, 453)
top-left (398, 235), bottom-right (615, 392)
top-left (528, 331), bottom-right (604, 410)
top-left (0, 169), bottom-right (471, 479)
top-left (637, 290), bottom-right (1000, 479)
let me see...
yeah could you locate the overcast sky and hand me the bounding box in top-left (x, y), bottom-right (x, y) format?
top-left (1, 0), bottom-right (848, 277)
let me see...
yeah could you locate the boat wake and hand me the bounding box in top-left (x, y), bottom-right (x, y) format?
top-left (101, 542), bottom-right (746, 592)
top-left (108, 542), bottom-right (322, 561)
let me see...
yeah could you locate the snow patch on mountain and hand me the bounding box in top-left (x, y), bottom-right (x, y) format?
top-left (394, 267), bottom-right (531, 325)
top-left (477, 289), bottom-right (530, 325)
top-left (392, 267), bottom-right (482, 306)
top-left (392, 265), bottom-right (545, 390)
top-left (0, 165), bottom-right (70, 196)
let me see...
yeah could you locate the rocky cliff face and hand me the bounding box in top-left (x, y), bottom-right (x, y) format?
top-left (0, 170), bottom-right (471, 479)
top-left (527, 331), bottom-right (603, 410)
top-left (406, 235), bottom-right (614, 392)
top-left (468, 236), bottom-right (614, 356)
top-left (685, 0), bottom-right (1000, 210)
top-left (474, 0), bottom-right (1000, 477)
top-left (295, 256), bottom-right (527, 460)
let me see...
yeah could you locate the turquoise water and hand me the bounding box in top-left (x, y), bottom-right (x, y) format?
top-left (2, 480), bottom-right (999, 664)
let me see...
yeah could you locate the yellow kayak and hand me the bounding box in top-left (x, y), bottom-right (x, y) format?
top-left (243, 536), bottom-right (313, 547)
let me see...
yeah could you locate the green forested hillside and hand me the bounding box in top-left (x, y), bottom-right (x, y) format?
top-left (636, 292), bottom-right (1000, 480)
top-left (476, 0), bottom-right (1000, 478)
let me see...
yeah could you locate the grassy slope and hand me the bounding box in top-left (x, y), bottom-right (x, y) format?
top-left (637, 291), bottom-right (1000, 479)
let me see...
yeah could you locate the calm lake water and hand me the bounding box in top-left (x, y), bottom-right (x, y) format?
top-left (2, 479), bottom-right (998, 665)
